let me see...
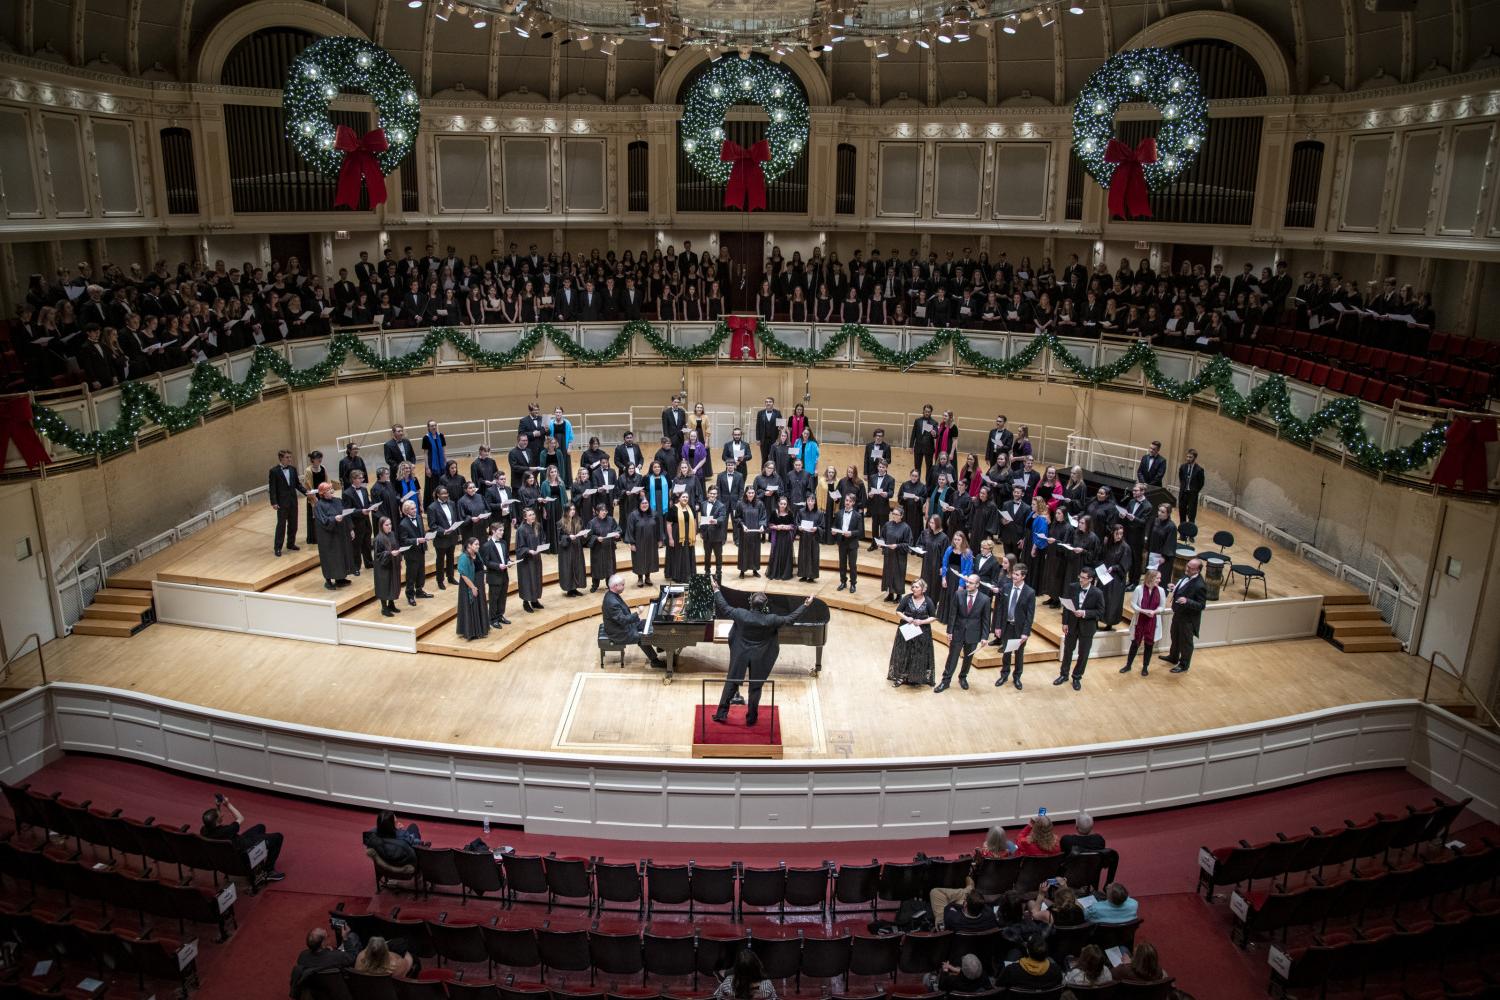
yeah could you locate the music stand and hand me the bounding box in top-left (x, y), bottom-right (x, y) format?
top-left (692, 677), bottom-right (782, 758)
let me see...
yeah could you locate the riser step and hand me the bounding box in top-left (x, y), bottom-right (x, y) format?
top-left (71, 621), bottom-right (139, 638)
top-left (1322, 607), bottom-right (1383, 622)
top-left (1329, 622), bottom-right (1395, 637)
top-left (91, 589), bottom-right (154, 608)
top-left (1334, 636), bottom-right (1405, 653)
top-left (83, 606), bottom-right (146, 623)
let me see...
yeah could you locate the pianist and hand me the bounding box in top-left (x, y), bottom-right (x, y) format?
top-left (710, 579), bottom-right (814, 727)
top-left (601, 574), bottom-right (666, 669)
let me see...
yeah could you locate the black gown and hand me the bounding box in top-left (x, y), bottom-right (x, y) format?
top-left (796, 509), bottom-right (824, 581)
top-left (515, 522), bottom-right (545, 602)
top-left (1040, 522), bottom-right (1073, 598)
top-left (665, 507), bottom-right (697, 583)
top-left (880, 521), bottom-right (914, 594)
top-left (767, 511), bottom-right (795, 580)
top-left (624, 508), bottom-right (660, 576)
top-left (899, 481), bottom-right (928, 530)
top-left (372, 531), bottom-right (401, 603)
top-left (1099, 539), bottom-right (1132, 627)
top-left (735, 500), bottom-right (764, 572)
top-left (588, 516), bottom-right (619, 584)
top-left (887, 593), bottom-right (936, 685)
top-left (917, 528), bottom-right (949, 598)
top-left (313, 497), bottom-right (356, 583)
top-left (557, 519), bottom-right (587, 593)
top-left (456, 552), bottom-right (489, 639)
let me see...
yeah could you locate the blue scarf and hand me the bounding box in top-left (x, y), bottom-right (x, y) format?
top-left (424, 431), bottom-right (445, 473)
top-left (646, 475), bottom-right (671, 514)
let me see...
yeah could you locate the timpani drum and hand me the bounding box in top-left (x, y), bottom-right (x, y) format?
top-left (1201, 553), bottom-right (1229, 601)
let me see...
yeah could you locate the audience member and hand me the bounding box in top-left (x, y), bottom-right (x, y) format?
top-left (1063, 944), bottom-right (1114, 987)
top-left (362, 809), bottom-right (427, 867)
top-left (927, 953), bottom-right (992, 994)
top-left (290, 926), bottom-right (358, 998)
top-left (1014, 813), bottom-right (1061, 856)
top-left (199, 793), bottom-right (285, 881)
top-left (1060, 813), bottom-right (1106, 854)
top-left (997, 934), bottom-right (1063, 989)
top-left (944, 892), bottom-right (1000, 933)
top-left (353, 936), bottom-right (413, 977)
top-left (1086, 882), bottom-right (1139, 924)
top-left (714, 949), bottom-right (778, 1000)
top-left (1113, 940), bottom-right (1168, 984)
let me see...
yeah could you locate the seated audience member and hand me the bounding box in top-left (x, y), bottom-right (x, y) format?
top-left (714, 949), bottom-right (778, 1000)
top-left (944, 891), bottom-right (1000, 933)
top-left (999, 889), bottom-right (1052, 955)
top-left (926, 953), bottom-right (992, 994)
top-left (1063, 944), bottom-right (1114, 987)
top-left (1060, 812), bottom-right (1106, 853)
top-left (200, 793), bottom-right (285, 881)
top-left (1044, 885), bottom-right (1087, 927)
top-left (1114, 940), bottom-right (1168, 983)
top-left (1086, 882), bottom-right (1139, 924)
top-left (290, 926), bottom-right (358, 998)
top-left (1014, 813), bottom-right (1061, 856)
top-left (929, 824), bottom-right (1009, 927)
top-left (362, 809), bottom-right (427, 866)
top-left (997, 934), bottom-right (1063, 989)
top-left (354, 935), bottom-right (413, 977)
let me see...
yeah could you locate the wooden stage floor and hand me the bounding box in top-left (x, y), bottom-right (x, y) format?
top-left (44, 443), bottom-right (1425, 761)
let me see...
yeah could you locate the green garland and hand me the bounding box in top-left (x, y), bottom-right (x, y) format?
top-left (684, 574), bottom-right (716, 622)
top-left (31, 322), bottom-right (1448, 476)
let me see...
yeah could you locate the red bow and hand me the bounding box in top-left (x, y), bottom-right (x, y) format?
top-left (333, 126), bottom-right (390, 210)
top-left (1103, 137), bottom-right (1157, 220)
top-left (0, 397), bottom-right (53, 470)
top-left (1431, 416), bottom-right (1497, 491)
top-left (721, 139), bottom-right (770, 212)
top-left (726, 315), bottom-right (759, 360)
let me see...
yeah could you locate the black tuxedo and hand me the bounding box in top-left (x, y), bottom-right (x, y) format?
top-left (1177, 461), bottom-right (1206, 522)
top-left (698, 498), bottom-right (729, 578)
top-left (384, 437), bottom-right (416, 481)
top-left (518, 414), bottom-right (547, 462)
top-left (985, 427), bottom-right (1015, 467)
top-left (755, 408), bottom-right (783, 464)
top-left (267, 463), bottom-right (304, 553)
top-left (342, 484), bottom-right (376, 568)
top-left (1058, 583), bottom-right (1105, 683)
top-left (715, 470), bottom-right (746, 520)
top-left (831, 508), bottom-right (864, 586)
top-left (863, 441), bottom-right (893, 478)
top-left (721, 439), bottom-right (752, 474)
top-left (479, 537), bottom-right (510, 622)
top-left (614, 441), bottom-right (644, 475)
top-left (942, 588), bottom-right (992, 684)
top-left (1166, 573), bottom-right (1208, 670)
top-left (426, 499), bottom-right (460, 584)
top-left (995, 581), bottom-right (1036, 682)
top-left (1137, 453), bottom-right (1167, 487)
top-left (397, 515), bottom-right (427, 599)
top-left (661, 407), bottom-right (688, 450)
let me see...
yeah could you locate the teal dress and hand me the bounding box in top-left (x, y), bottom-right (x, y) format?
top-left (456, 551), bottom-right (489, 640)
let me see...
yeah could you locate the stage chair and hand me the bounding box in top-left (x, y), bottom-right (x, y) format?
top-left (594, 860), bottom-right (644, 917)
top-left (1229, 546), bottom-right (1271, 599)
top-left (503, 854), bottom-right (549, 908)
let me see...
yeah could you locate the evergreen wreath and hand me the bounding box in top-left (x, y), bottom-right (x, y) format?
top-left (1072, 47), bottom-right (1208, 189)
top-left (283, 36), bottom-right (420, 176)
top-left (680, 57), bottom-right (808, 184)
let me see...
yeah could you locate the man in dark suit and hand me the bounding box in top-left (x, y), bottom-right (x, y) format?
top-left (602, 574), bottom-right (666, 668)
top-left (384, 424), bottom-right (416, 482)
top-left (985, 415), bottom-right (1014, 468)
top-left (518, 403), bottom-right (547, 465)
top-left (830, 495), bottom-right (864, 592)
top-left (1163, 558), bottom-right (1208, 673)
top-left (618, 277), bottom-right (644, 320)
top-left (661, 394), bottom-right (688, 451)
top-left (1177, 448), bottom-right (1205, 523)
top-left (371, 467), bottom-right (402, 530)
top-left (75, 325), bottom-right (115, 390)
top-left (699, 485), bottom-right (729, 582)
top-left (936, 573), bottom-right (990, 693)
top-left (910, 403), bottom-right (938, 486)
top-left (268, 449), bottom-right (305, 556)
top-left (1055, 568), bottom-right (1105, 691)
top-left (614, 431), bottom-right (644, 476)
top-left (289, 926), bottom-right (358, 997)
top-left (994, 564), bottom-right (1035, 689)
top-left (710, 581), bottom-right (812, 725)
top-left (864, 460), bottom-right (896, 551)
top-left (479, 521), bottom-right (511, 628)
top-left (341, 470), bottom-right (377, 571)
top-left (721, 427), bottom-right (752, 475)
top-left (1120, 482), bottom-right (1154, 585)
top-left (1136, 440), bottom-right (1167, 487)
top-left (426, 487), bottom-right (461, 588)
top-left (754, 397), bottom-right (783, 466)
top-left (397, 500), bottom-right (431, 606)
top-left (998, 484), bottom-right (1030, 562)
top-left (576, 280), bottom-right (603, 321)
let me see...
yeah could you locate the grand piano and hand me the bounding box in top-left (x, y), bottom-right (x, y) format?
top-left (640, 582), bottom-right (831, 682)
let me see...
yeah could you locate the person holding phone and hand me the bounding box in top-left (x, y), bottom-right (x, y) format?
top-left (200, 793), bottom-right (286, 882)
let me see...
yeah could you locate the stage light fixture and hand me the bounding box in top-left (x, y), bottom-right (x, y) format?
top-left (1069, 2), bottom-right (1085, 12)
top-left (434, 2), bottom-right (452, 20)
top-left (1001, 17), bottom-right (1017, 33)
top-left (874, 40), bottom-right (890, 57)
top-left (472, 14), bottom-right (487, 27)
top-left (406, 0), bottom-right (423, 8)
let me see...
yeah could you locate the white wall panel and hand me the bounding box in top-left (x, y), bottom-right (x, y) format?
top-left (563, 139), bottom-right (607, 213)
top-left (878, 144), bottom-right (921, 217)
top-left (1442, 124), bottom-right (1494, 234)
top-left (934, 144), bottom-right (983, 218)
top-left (40, 114), bottom-right (87, 215)
top-left (436, 136), bottom-right (493, 213)
top-left (1340, 134), bottom-right (1391, 231)
top-left (993, 143), bottom-right (1051, 219)
top-left (503, 138), bottom-right (551, 212)
top-left (0, 109), bottom-right (40, 215)
top-left (91, 119), bottom-right (140, 215)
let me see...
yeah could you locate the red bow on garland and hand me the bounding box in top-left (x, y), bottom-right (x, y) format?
top-left (0, 397), bottom-right (53, 470)
top-left (333, 125), bottom-right (390, 210)
top-left (720, 139), bottom-right (770, 212)
top-left (726, 315), bottom-right (759, 360)
top-left (1103, 137), bottom-right (1158, 220)
top-left (1431, 416), bottom-right (1497, 491)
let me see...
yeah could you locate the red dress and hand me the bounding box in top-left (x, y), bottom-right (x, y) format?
top-left (1133, 585), bottom-right (1161, 642)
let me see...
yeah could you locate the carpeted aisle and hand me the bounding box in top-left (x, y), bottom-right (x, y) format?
top-left (3, 755), bottom-right (1492, 1000)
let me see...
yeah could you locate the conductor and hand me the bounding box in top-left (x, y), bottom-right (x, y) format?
top-left (710, 580), bottom-right (813, 727)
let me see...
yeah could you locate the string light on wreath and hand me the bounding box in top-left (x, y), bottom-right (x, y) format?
top-left (283, 36), bottom-right (420, 207)
top-left (1072, 47), bottom-right (1207, 191)
top-left (680, 56), bottom-right (808, 185)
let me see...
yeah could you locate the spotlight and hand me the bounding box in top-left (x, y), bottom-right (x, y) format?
top-left (895, 34), bottom-right (913, 51)
top-left (936, 20), bottom-right (953, 43)
top-left (597, 36), bottom-right (617, 54)
top-left (576, 32), bottom-right (593, 49)
top-left (1038, 6), bottom-right (1055, 27)
top-left (1068, 2), bottom-right (1085, 12)
top-left (472, 15), bottom-right (487, 27)
top-left (916, 30), bottom-right (931, 48)
top-left (874, 40), bottom-right (890, 57)
top-left (434, 2), bottom-right (453, 20)
top-left (1001, 17), bottom-right (1017, 33)
top-left (407, 0), bottom-right (423, 8)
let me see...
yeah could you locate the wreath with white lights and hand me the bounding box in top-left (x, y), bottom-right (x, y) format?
top-left (283, 36), bottom-right (420, 178)
top-left (1072, 47), bottom-right (1207, 190)
top-left (680, 57), bottom-right (808, 184)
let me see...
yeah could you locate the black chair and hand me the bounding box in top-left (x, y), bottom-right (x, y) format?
top-left (1231, 545), bottom-right (1272, 598)
top-left (415, 847), bottom-right (466, 901)
top-left (848, 932), bottom-right (899, 980)
top-left (971, 857), bottom-right (1022, 896)
top-left (448, 981), bottom-right (503, 1000)
top-left (537, 927), bottom-right (593, 981)
top-left (798, 930), bottom-right (851, 989)
top-left (645, 862), bottom-right (691, 917)
top-left (694, 925), bottom-right (747, 980)
top-left (949, 927), bottom-right (1003, 969)
top-left (483, 923), bottom-right (542, 975)
top-left (1211, 529), bottom-right (1234, 553)
top-left (1047, 921), bottom-right (1092, 961)
top-left (346, 971), bottom-right (403, 1000)
top-left (749, 929), bottom-right (802, 984)
top-left (1006, 989), bottom-right (1063, 1000)
top-left (783, 864), bottom-right (831, 920)
top-left (588, 928), bottom-right (644, 981)
top-left (641, 927), bottom-right (696, 984)
top-left (926, 857), bottom-right (972, 891)
top-left (546, 855), bottom-right (595, 911)
top-left (332, 903), bottom-right (402, 945)
top-left (1060, 985), bottom-right (1117, 999)
top-left (1015, 856), bottom-right (1062, 893)
top-left (876, 860), bottom-right (929, 906)
top-left (455, 850), bottom-right (506, 903)
top-left (896, 930), bottom-right (951, 974)
top-left (394, 979), bottom-right (451, 1000)
top-left (1112, 978), bottom-right (1175, 1000)
top-left (832, 862), bottom-right (881, 920)
top-left (594, 860), bottom-right (644, 916)
top-left (689, 863), bottom-right (736, 917)
top-left (1088, 917), bottom-right (1143, 952)
top-left (738, 864), bottom-right (786, 920)
top-left (429, 918), bottom-right (488, 968)
top-left (306, 968), bottom-right (357, 1000)
top-left (503, 854), bottom-right (550, 907)
top-left (1058, 850), bottom-right (1118, 893)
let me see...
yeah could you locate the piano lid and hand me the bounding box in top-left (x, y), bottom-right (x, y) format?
top-left (718, 583), bottom-right (831, 624)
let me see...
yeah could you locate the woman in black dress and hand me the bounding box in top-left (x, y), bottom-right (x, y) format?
top-left (898, 469), bottom-right (927, 530)
top-left (796, 493), bottom-right (823, 582)
top-left (1064, 513), bottom-right (1101, 597)
top-left (372, 516), bottom-right (402, 617)
top-left (820, 467), bottom-right (841, 544)
top-left (439, 459), bottom-right (467, 504)
top-left (514, 508), bottom-right (545, 612)
top-left (888, 578), bottom-right (938, 687)
top-left (456, 536), bottom-right (489, 640)
top-left (917, 514), bottom-right (949, 600)
top-left (1062, 466), bottom-right (1089, 515)
top-left (624, 496), bottom-right (661, 586)
top-left (1098, 522), bottom-right (1133, 630)
top-left (735, 485), bottom-right (764, 577)
top-left (879, 506), bottom-right (914, 602)
top-left (1040, 505), bottom-right (1073, 606)
top-left (556, 503), bottom-right (588, 597)
top-left (664, 493), bottom-right (698, 583)
top-left (587, 503), bottom-right (619, 593)
top-left (766, 497), bottom-right (796, 581)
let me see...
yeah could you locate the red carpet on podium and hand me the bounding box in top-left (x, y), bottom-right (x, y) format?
top-left (693, 705), bottom-right (781, 745)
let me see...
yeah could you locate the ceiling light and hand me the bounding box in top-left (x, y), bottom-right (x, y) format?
top-left (576, 31), bottom-right (593, 49)
top-left (596, 36), bottom-right (617, 54)
top-left (1068, 2), bottom-right (1085, 11)
top-left (895, 34), bottom-right (912, 51)
top-left (1038, 6), bottom-right (1056, 27)
top-left (915, 31), bottom-right (931, 48)
top-left (936, 20), bottom-right (953, 43)
top-left (1001, 17), bottom-right (1017, 33)
top-left (874, 40), bottom-right (890, 58)
top-left (406, 0), bottom-right (423, 8)
top-left (472, 14), bottom-right (487, 27)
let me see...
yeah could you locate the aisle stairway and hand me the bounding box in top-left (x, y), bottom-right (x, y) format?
top-left (71, 586), bottom-right (154, 638)
top-left (1321, 599), bottom-right (1404, 653)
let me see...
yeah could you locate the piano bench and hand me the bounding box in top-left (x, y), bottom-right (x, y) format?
top-left (598, 626), bottom-right (629, 669)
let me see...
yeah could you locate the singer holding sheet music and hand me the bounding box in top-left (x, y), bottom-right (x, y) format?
top-left (888, 578), bottom-right (937, 687)
top-left (371, 516), bottom-right (402, 617)
top-left (313, 482), bottom-right (356, 590)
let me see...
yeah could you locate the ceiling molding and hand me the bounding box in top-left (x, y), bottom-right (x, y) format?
top-left (194, 0), bottom-right (370, 85)
top-left (1119, 10), bottom-right (1293, 98)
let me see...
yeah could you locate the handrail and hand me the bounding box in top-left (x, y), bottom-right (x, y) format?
top-left (0, 633), bottom-right (47, 688)
top-left (1422, 650), bottom-right (1499, 730)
